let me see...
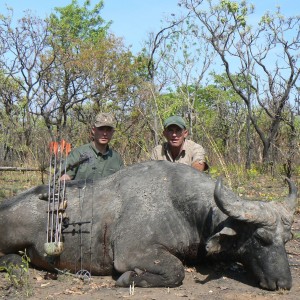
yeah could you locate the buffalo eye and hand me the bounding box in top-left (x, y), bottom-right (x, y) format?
top-left (254, 228), bottom-right (273, 246)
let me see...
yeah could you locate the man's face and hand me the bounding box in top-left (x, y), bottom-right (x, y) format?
top-left (93, 126), bottom-right (114, 145)
top-left (163, 125), bottom-right (188, 148)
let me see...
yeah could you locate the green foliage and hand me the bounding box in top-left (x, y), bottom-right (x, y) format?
top-left (0, 189), bottom-right (6, 199)
top-left (292, 165), bottom-right (300, 177)
top-left (221, 0), bottom-right (239, 13)
top-left (155, 93), bottom-right (185, 123)
top-left (220, 0), bottom-right (250, 27)
top-left (212, 72), bottom-right (250, 98)
top-left (246, 167), bottom-right (259, 179)
top-left (133, 52), bottom-right (152, 80)
top-left (0, 250), bottom-right (32, 297)
top-left (207, 165), bottom-right (220, 178)
top-left (49, 0), bottom-right (110, 44)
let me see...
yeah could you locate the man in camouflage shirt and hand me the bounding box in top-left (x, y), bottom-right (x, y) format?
top-left (151, 115), bottom-right (208, 172)
top-left (60, 113), bottom-right (123, 181)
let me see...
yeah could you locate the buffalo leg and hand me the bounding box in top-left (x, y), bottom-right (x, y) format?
top-left (114, 247), bottom-right (185, 287)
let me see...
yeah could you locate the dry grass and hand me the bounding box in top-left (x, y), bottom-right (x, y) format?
top-left (1, 167), bottom-right (299, 209)
top-left (0, 171), bottom-right (44, 201)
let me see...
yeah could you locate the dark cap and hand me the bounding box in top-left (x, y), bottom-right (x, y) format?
top-left (94, 113), bottom-right (115, 128)
top-left (163, 116), bottom-right (186, 129)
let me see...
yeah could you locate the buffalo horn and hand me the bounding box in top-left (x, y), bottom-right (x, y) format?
top-left (214, 177), bottom-right (276, 226)
top-left (280, 177), bottom-right (298, 222)
top-left (284, 177), bottom-right (298, 212)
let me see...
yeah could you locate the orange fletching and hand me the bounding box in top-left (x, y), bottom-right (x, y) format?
top-left (60, 139), bottom-right (66, 152)
top-left (66, 143), bottom-right (72, 156)
top-left (53, 142), bottom-right (59, 155)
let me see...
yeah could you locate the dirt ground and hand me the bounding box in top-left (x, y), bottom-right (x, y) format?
top-left (0, 214), bottom-right (299, 300)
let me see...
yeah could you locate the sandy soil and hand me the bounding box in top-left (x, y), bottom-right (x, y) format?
top-left (1, 214), bottom-right (299, 300)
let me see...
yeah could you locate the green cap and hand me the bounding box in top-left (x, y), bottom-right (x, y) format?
top-left (163, 116), bottom-right (186, 129)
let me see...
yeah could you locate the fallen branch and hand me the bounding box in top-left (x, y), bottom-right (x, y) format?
top-left (0, 167), bottom-right (40, 172)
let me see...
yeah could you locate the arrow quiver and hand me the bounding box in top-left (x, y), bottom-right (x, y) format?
top-left (44, 140), bottom-right (71, 256)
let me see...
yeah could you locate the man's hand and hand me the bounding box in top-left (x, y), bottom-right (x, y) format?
top-left (60, 174), bottom-right (72, 181)
top-left (191, 161), bottom-right (208, 172)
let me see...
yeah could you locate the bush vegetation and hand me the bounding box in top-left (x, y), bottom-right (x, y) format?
top-left (0, 1), bottom-right (299, 205)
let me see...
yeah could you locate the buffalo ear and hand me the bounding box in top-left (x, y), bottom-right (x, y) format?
top-left (206, 227), bottom-right (237, 255)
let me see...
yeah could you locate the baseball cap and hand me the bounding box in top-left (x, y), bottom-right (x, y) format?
top-left (163, 116), bottom-right (186, 129)
top-left (94, 113), bottom-right (115, 128)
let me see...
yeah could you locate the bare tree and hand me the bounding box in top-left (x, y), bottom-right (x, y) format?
top-left (0, 10), bottom-right (54, 158)
top-left (179, 0), bottom-right (300, 169)
top-left (145, 11), bottom-right (215, 143)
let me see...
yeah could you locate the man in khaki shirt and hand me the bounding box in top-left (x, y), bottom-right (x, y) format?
top-left (151, 115), bottom-right (208, 172)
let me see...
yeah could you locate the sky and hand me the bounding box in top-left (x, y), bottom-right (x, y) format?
top-left (0, 0), bottom-right (297, 53)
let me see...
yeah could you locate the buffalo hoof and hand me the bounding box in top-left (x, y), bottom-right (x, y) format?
top-left (115, 271), bottom-right (137, 287)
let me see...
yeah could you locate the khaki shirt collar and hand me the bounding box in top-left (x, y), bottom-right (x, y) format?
top-left (163, 139), bottom-right (186, 162)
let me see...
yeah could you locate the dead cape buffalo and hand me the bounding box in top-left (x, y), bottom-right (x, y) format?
top-left (0, 161), bottom-right (297, 290)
